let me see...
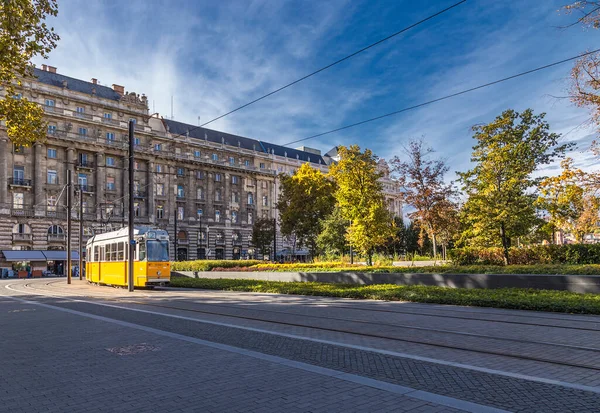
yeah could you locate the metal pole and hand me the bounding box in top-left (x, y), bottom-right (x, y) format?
top-left (273, 218), bottom-right (276, 262)
top-left (349, 219), bottom-right (353, 265)
top-left (78, 187), bottom-right (83, 280)
top-left (173, 198), bottom-right (178, 262)
top-left (66, 170), bottom-right (72, 284)
top-left (128, 120), bottom-right (135, 292)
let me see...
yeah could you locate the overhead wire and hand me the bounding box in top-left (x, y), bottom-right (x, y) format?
top-left (283, 48), bottom-right (600, 146)
top-left (169, 0), bottom-right (468, 138)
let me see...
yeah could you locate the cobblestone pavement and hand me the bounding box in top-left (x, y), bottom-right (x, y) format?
top-left (3, 279), bottom-right (600, 412)
top-left (0, 294), bottom-right (463, 413)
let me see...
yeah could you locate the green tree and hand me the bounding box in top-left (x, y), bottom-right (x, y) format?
top-left (391, 139), bottom-right (457, 258)
top-left (0, 0), bottom-right (59, 146)
top-left (277, 163), bottom-right (336, 259)
top-left (251, 218), bottom-right (274, 259)
top-left (458, 109), bottom-right (570, 265)
top-left (317, 207), bottom-right (349, 258)
top-left (328, 145), bottom-right (394, 265)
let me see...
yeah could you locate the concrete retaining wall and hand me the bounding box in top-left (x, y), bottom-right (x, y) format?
top-left (171, 271), bottom-right (600, 294)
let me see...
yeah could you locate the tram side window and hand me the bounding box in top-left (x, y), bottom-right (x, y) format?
top-left (117, 242), bottom-right (124, 261)
top-left (138, 242), bottom-right (146, 261)
top-left (94, 246), bottom-right (99, 262)
top-left (112, 243), bottom-right (118, 261)
top-left (100, 246), bottom-right (105, 261)
top-left (105, 244), bottom-right (111, 261)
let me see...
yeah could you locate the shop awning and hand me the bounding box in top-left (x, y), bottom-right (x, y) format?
top-left (1, 250), bottom-right (80, 262)
top-left (41, 251), bottom-right (80, 261)
top-left (1, 250), bottom-right (46, 261)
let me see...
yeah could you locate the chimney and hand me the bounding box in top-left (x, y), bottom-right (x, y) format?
top-left (47, 66), bottom-right (57, 73)
top-left (42, 64), bottom-right (47, 71)
top-left (112, 84), bottom-right (125, 95)
top-left (91, 78), bottom-right (97, 85)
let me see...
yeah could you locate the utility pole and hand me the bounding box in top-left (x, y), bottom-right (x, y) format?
top-left (349, 219), bottom-right (353, 265)
top-left (66, 170), bottom-right (72, 284)
top-left (273, 218), bottom-right (277, 262)
top-left (173, 198), bottom-right (178, 262)
top-left (128, 120), bottom-right (135, 292)
top-left (78, 187), bottom-right (83, 280)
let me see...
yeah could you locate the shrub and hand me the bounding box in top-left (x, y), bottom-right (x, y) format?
top-left (171, 260), bottom-right (262, 272)
top-left (449, 245), bottom-right (600, 266)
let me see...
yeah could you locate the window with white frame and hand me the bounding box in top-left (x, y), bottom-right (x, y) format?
top-left (229, 156), bottom-right (235, 165)
top-left (156, 205), bottom-right (164, 219)
top-left (231, 211), bottom-right (238, 223)
top-left (47, 148), bottom-right (57, 159)
top-left (47, 170), bottom-right (58, 184)
top-left (156, 183), bottom-right (164, 196)
top-left (106, 157), bottom-right (115, 167)
top-left (47, 124), bottom-right (56, 135)
top-left (248, 212), bottom-right (253, 225)
top-left (47, 195), bottom-right (57, 212)
top-left (231, 175), bottom-right (238, 184)
top-left (215, 189), bottom-right (222, 202)
top-left (212, 153), bottom-right (218, 161)
top-left (177, 206), bottom-right (184, 220)
top-left (215, 210), bottom-right (220, 222)
top-left (262, 195), bottom-right (268, 207)
top-left (247, 192), bottom-right (254, 205)
top-left (106, 132), bottom-right (115, 142)
top-left (196, 170), bottom-right (204, 179)
top-left (196, 187), bottom-right (204, 200)
top-left (13, 193), bottom-right (23, 209)
top-left (215, 173), bottom-right (221, 182)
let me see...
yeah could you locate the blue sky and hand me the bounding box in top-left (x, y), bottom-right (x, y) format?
top-left (36, 0), bottom-right (600, 178)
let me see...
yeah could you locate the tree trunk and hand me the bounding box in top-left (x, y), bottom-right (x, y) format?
top-left (499, 222), bottom-right (509, 265)
top-left (432, 233), bottom-right (437, 259)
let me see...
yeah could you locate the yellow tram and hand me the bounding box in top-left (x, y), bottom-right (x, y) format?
top-left (86, 227), bottom-right (170, 288)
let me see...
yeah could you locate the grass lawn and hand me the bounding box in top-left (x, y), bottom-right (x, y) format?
top-left (170, 277), bottom-right (600, 315)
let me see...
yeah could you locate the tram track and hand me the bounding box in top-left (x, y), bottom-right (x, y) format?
top-left (117, 299), bottom-right (600, 372)
top-left (12, 279), bottom-right (600, 374)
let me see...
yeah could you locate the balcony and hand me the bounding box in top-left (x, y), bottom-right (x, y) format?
top-left (133, 190), bottom-right (147, 198)
top-left (46, 209), bottom-right (67, 219)
top-left (48, 233), bottom-right (66, 242)
top-left (12, 233), bottom-right (32, 242)
top-left (102, 117), bottom-right (120, 126)
top-left (8, 178), bottom-right (32, 188)
top-left (75, 184), bottom-right (95, 193)
top-left (42, 104), bottom-right (58, 113)
top-left (76, 160), bottom-right (95, 170)
top-left (177, 238), bottom-right (189, 245)
top-left (74, 111), bottom-right (93, 120)
top-left (11, 207), bottom-right (34, 217)
top-left (176, 195), bottom-right (186, 200)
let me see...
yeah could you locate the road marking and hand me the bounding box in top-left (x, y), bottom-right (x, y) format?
top-left (2, 293), bottom-right (507, 413)
top-left (5, 282), bottom-right (600, 395)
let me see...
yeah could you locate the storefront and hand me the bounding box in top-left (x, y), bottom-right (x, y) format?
top-left (0, 250), bottom-right (80, 278)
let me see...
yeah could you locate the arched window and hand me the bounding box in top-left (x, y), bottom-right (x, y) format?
top-left (48, 225), bottom-right (64, 235)
top-left (12, 223), bottom-right (30, 234)
top-left (177, 230), bottom-right (188, 240)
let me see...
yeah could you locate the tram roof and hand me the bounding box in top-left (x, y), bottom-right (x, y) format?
top-left (88, 227), bottom-right (167, 244)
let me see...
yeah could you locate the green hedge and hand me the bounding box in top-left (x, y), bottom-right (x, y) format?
top-left (449, 245), bottom-right (600, 266)
top-left (171, 278), bottom-right (600, 314)
top-left (171, 260), bottom-right (262, 272)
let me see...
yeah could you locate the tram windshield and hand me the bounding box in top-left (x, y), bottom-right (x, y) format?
top-left (146, 240), bottom-right (169, 262)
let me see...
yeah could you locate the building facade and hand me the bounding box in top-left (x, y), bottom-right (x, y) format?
top-left (0, 67), bottom-right (402, 269)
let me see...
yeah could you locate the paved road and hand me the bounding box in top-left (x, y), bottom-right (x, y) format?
top-left (2, 279), bottom-right (600, 412)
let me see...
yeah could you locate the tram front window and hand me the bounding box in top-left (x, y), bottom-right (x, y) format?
top-left (146, 240), bottom-right (169, 262)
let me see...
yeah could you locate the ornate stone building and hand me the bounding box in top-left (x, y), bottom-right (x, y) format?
top-left (0, 66), bottom-right (327, 268)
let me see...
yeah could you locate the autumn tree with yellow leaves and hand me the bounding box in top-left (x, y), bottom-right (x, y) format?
top-left (328, 146), bottom-right (394, 265)
top-left (276, 163), bottom-right (336, 259)
top-left (0, 0), bottom-right (59, 147)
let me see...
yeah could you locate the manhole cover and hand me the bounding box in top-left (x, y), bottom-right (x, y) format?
top-left (105, 343), bottom-right (160, 356)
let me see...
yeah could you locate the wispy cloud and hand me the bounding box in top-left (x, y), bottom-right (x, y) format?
top-left (35, 0), bottom-right (599, 178)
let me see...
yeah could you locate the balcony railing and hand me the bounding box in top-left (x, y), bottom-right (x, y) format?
top-left (8, 178), bottom-right (32, 188)
top-left (74, 111), bottom-right (93, 120)
top-left (46, 209), bottom-right (67, 219)
top-left (102, 117), bottom-right (121, 126)
top-left (48, 233), bottom-right (66, 242)
top-left (133, 190), bottom-right (147, 198)
top-left (75, 184), bottom-right (95, 193)
top-left (76, 160), bottom-right (95, 169)
top-left (177, 238), bottom-right (189, 245)
top-left (11, 207), bottom-right (34, 217)
top-left (12, 233), bottom-right (32, 242)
